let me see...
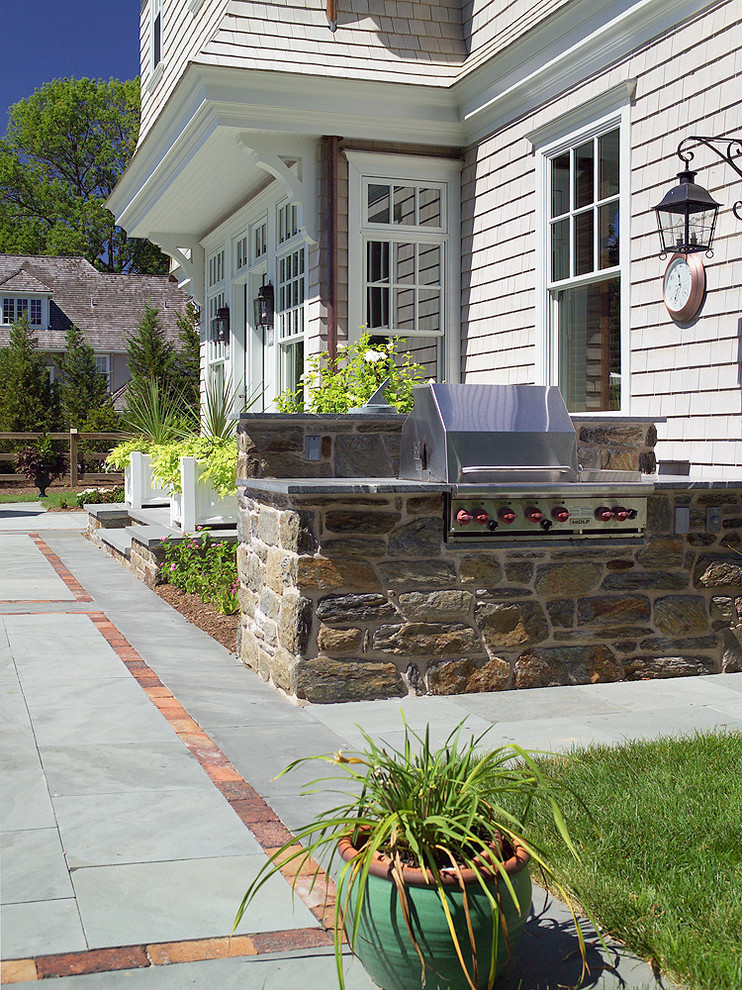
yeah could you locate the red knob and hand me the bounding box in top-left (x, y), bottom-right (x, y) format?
top-left (612, 506), bottom-right (637, 521)
top-left (552, 507), bottom-right (570, 522)
top-left (595, 506), bottom-right (614, 521)
top-left (474, 509), bottom-right (490, 525)
top-left (498, 507), bottom-right (517, 524)
top-left (525, 507), bottom-right (543, 522)
top-left (456, 509), bottom-right (474, 525)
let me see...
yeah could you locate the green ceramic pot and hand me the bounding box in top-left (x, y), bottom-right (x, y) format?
top-left (337, 836), bottom-right (531, 990)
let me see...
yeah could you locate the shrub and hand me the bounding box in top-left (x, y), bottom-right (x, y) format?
top-left (276, 331), bottom-right (426, 414)
top-left (73, 486), bottom-right (125, 508)
top-left (150, 436), bottom-right (238, 498)
top-left (16, 434), bottom-right (67, 484)
top-left (159, 530), bottom-right (238, 614)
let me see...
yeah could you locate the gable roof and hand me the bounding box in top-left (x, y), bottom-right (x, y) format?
top-left (0, 255), bottom-right (190, 352)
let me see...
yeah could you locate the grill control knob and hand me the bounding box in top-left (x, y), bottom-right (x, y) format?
top-left (552, 507), bottom-right (571, 523)
top-left (540, 519), bottom-right (553, 532)
top-left (525, 507), bottom-right (544, 523)
top-left (487, 520), bottom-right (499, 533)
top-left (612, 506), bottom-right (637, 521)
top-left (498, 507), bottom-right (518, 524)
top-left (595, 506), bottom-right (614, 521)
top-left (474, 509), bottom-right (491, 525)
top-left (456, 509), bottom-right (474, 525)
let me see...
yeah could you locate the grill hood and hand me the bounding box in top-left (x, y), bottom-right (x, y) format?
top-left (399, 383), bottom-right (579, 485)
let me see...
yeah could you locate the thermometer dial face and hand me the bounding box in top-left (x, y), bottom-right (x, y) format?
top-left (663, 253), bottom-right (705, 322)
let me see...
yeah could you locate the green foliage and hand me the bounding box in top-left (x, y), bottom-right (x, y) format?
top-left (203, 373), bottom-right (238, 440)
top-left (173, 302), bottom-right (201, 414)
top-left (524, 731), bottom-right (742, 990)
top-left (125, 304), bottom-right (177, 394)
top-left (16, 433), bottom-right (66, 484)
top-left (57, 325), bottom-right (110, 428)
top-left (159, 530), bottom-right (238, 615)
top-left (106, 436), bottom-right (154, 471)
top-left (0, 76), bottom-right (167, 274)
top-left (234, 720), bottom-right (590, 990)
top-left (276, 332), bottom-right (426, 414)
top-left (150, 436), bottom-right (237, 497)
top-left (73, 485), bottom-right (125, 508)
top-left (0, 317), bottom-right (60, 431)
top-left (106, 380), bottom-right (191, 469)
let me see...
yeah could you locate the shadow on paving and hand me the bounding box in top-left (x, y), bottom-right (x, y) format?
top-left (498, 892), bottom-right (671, 990)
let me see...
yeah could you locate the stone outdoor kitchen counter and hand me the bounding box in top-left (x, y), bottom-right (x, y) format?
top-left (235, 413), bottom-right (742, 703)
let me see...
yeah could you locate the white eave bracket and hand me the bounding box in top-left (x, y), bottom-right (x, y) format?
top-left (150, 234), bottom-right (206, 306)
top-left (237, 134), bottom-right (318, 245)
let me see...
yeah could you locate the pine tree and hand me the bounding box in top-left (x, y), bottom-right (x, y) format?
top-left (173, 302), bottom-right (201, 415)
top-left (125, 304), bottom-right (176, 398)
top-left (0, 317), bottom-right (60, 431)
top-left (58, 326), bottom-right (111, 429)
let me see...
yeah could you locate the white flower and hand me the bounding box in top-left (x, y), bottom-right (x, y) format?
top-left (363, 349), bottom-right (385, 363)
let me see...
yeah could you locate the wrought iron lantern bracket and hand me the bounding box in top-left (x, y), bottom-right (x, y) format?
top-left (676, 135), bottom-right (742, 220)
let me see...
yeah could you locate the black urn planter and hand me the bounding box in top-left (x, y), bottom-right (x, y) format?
top-left (34, 470), bottom-right (52, 497)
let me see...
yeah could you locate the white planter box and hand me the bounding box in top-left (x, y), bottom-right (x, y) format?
top-left (125, 452), bottom-right (170, 509)
top-left (169, 456), bottom-right (238, 531)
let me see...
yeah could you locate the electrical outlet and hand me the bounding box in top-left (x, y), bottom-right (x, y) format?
top-left (706, 506), bottom-right (722, 533)
top-left (674, 506), bottom-right (690, 534)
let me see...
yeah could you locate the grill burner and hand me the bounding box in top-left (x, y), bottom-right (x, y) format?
top-left (399, 384), bottom-right (652, 541)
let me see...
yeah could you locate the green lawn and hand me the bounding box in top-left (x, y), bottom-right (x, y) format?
top-left (0, 488), bottom-right (79, 508)
top-left (526, 731), bottom-right (742, 990)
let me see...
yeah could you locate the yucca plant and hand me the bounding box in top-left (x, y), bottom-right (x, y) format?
top-left (234, 720), bottom-right (594, 990)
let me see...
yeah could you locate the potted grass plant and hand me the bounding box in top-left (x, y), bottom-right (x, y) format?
top-left (234, 721), bottom-right (590, 990)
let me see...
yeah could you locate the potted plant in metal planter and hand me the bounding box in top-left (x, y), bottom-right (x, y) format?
top-left (17, 435), bottom-right (67, 497)
top-left (235, 721), bottom-right (589, 990)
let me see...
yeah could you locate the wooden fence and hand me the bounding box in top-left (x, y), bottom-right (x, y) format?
top-left (0, 431), bottom-right (124, 487)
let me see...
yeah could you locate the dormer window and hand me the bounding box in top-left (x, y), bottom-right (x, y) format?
top-left (2, 297), bottom-right (43, 326)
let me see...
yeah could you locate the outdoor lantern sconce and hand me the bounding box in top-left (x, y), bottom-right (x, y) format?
top-left (211, 306), bottom-right (230, 343)
top-left (254, 282), bottom-right (274, 331)
top-left (654, 135), bottom-right (742, 256)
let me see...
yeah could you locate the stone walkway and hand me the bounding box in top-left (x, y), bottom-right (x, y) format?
top-left (3, 510), bottom-right (741, 987)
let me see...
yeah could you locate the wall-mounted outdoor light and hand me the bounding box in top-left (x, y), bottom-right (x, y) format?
top-left (211, 306), bottom-right (230, 343)
top-left (654, 135), bottom-right (742, 256)
top-left (253, 282), bottom-right (274, 331)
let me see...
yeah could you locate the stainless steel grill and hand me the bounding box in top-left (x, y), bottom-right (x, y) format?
top-left (399, 384), bottom-right (652, 541)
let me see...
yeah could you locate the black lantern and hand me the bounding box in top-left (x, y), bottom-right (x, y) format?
top-left (211, 306), bottom-right (230, 343)
top-left (654, 167), bottom-right (721, 255)
top-left (254, 282), bottom-right (274, 331)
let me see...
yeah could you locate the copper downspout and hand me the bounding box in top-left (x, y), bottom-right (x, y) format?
top-left (326, 135), bottom-right (340, 363)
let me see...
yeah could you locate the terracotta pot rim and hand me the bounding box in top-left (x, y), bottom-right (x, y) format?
top-left (337, 834), bottom-right (530, 888)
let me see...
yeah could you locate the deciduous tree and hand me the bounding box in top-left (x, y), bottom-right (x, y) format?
top-left (0, 77), bottom-right (167, 275)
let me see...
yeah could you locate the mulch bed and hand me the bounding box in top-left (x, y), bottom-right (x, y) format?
top-left (155, 583), bottom-right (239, 655)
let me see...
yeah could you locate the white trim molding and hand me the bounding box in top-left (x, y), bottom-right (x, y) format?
top-left (236, 135), bottom-right (318, 245)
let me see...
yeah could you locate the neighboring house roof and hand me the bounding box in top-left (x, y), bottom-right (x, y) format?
top-left (0, 255), bottom-right (189, 353)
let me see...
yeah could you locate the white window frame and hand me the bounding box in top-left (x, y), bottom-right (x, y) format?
top-left (145, 0), bottom-right (164, 91)
top-left (1, 296), bottom-right (46, 327)
top-left (533, 102), bottom-right (631, 412)
top-left (346, 151), bottom-right (461, 383)
top-left (275, 200), bottom-right (306, 396)
top-left (95, 354), bottom-right (111, 386)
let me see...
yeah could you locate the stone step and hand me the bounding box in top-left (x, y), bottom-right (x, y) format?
top-left (100, 529), bottom-right (133, 558)
top-left (86, 503), bottom-right (131, 526)
top-left (125, 524), bottom-right (176, 549)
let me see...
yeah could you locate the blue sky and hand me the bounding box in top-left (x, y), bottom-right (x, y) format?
top-left (1, 1), bottom-right (140, 132)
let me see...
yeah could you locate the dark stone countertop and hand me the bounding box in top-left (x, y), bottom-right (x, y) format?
top-left (239, 477), bottom-right (447, 495)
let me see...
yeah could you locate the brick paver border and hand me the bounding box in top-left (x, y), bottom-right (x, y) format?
top-left (0, 535), bottom-right (94, 604)
top-left (0, 929), bottom-right (334, 983)
top-left (0, 605), bottom-right (338, 983)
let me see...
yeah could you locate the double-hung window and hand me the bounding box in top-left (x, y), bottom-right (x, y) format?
top-left (347, 152), bottom-right (461, 382)
top-left (276, 202), bottom-right (305, 394)
top-left (539, 114), bottom-right (627, 412)
top-left (152, 0), bottom-right (162, 70)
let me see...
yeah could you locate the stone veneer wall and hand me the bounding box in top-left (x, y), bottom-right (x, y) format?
top-left (237, 414), bottom-right (658, 481)
top-left (237, 486), bottom-right (742, 703)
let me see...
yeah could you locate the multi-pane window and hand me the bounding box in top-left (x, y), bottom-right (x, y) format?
top-left (547, 126), bottom-right (621, 412)
top-left (277, 203), bottom-right (299, 245)
top-left (235, 233), bottom-right (249, 272)
top-left (253, 220), bottom-right (267, 261)
top-left (2, 298), bottom-right (43, 326)
top-left (95, 355), bottom-right (111, 386)
top-left (208, 249), bottom-right (224, 288)
top-left (360, 179), bottom-right (446, 380)
top-left (277, 246), bottom-right (305, 393)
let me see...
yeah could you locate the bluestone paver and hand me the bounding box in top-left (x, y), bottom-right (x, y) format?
top-left (4, 515), bottom-right (738, 986)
